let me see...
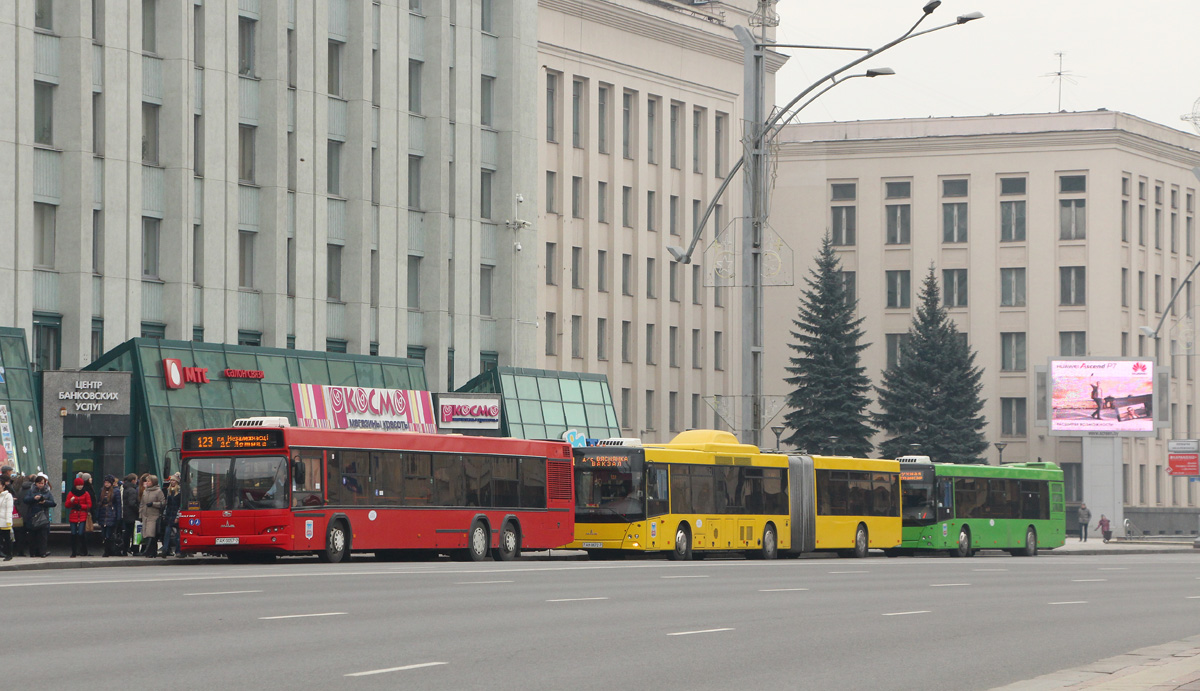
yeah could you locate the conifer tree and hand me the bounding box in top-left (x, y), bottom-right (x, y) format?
top-left (781, 235), bottom-right (875, 457)
top-left (875, 266), bottom-right (988, 463)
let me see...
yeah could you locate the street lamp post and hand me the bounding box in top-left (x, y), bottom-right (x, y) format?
top-left (828, 436), bottom-right (839, 456)
top-left (994, 442), bottom-right (1008, 465)
top-left (771, 425), bottom-right (785, 451)
top-left (667, 1), bottom-right (982, 446)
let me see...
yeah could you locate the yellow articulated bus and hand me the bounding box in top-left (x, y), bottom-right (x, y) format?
top-left (786, 455), bottom-right (903, 558)
top-left (569, 430), bottom-right (791, 559)
top-left (568, 430), bottom-right (902, 559)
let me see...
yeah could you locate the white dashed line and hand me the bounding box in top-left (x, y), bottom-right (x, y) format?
top-left (345, 662), bottom-right (448, 677)
top-left (1049, 601), bottom-right (1087, 606)
top-left (1186, 596), bottom-right (1200, 599)
top-left (973, 568), bottom-right (1008, 572)
top-left (185, 590), bottom-right (263, 596)
top-left (828, 571), bottom-right (868, 574)
top-left (1098, 568), bottom-right (1127, 571)
top-left (882, 611), bottom-right (930, 617)
top-left (930, 583), bottom-right (971, 587)
top-left (759, 588), bottom-right (809, 592)
top-left (259, 612), bottom-right (346, 620)
top-left (667, 628), bottom-right (734, 636)
top-left (546, 597), bottom-right (609, 602)
top-left (1071, 579), bottom-right (1107, 582)
top-left (455, 580), bottom-right (514, 585)
top-left (661, 575), bottom-right (709, 579)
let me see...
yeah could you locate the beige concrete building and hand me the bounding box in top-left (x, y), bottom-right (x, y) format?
top-left (769, 111), bottom-right (1200, 533)
top-left (536, 0), bottom-right (782, 440)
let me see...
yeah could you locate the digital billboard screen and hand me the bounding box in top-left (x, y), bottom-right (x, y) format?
top-left (1050, 359), bottom-right (1155, 435)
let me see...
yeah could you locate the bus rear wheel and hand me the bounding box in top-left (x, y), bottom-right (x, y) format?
top-left (320, 520), bottom-right (350, 563)
top-left (950, 527), bottom-right (972, 558)
top-left (669, 524), bottom-right (692, 561)
top-left (493, 522), bottom-right (519, 561)
top-left (466, 521), bottom-right (490, 562)
top-left (760, 524), bottom-right (779, 560)
top-left (852, 524), bottom-right (869, 559)
top-left (1020, 527), bottom-right (1038, 557)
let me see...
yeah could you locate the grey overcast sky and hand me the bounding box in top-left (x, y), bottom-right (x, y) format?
top-left (772, 0), bottom-right (1200, 135)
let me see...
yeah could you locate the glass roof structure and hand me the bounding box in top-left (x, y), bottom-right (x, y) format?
top-left (456, 366), bottom-right (620, 441)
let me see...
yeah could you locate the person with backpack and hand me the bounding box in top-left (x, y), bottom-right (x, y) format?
top-left (22, 473), bottom-right (55, 558)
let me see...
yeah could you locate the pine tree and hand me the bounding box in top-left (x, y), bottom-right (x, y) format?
top-left (781, 235), bottom-right (875, 457)
top-left (875, 266), bottom-right (989, 463)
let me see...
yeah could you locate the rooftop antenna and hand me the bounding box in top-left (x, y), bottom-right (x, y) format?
top-left (1042, 52), bottom-right (1080, 112)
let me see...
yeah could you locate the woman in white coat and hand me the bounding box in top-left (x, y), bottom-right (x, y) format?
top-left (0, 477), bottom-right (14, 561)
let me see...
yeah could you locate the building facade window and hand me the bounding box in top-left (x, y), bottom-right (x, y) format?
top-left (238, 17), bottom-right (256, 77)
top-left (1000, 332), bottom-right (1026, 371)
top-left (142, 103), bottom-right (160, 164)
top-left (1001, 398), bottom-right (1027, 436)
top-left (34, 81), bottom-right (54, 146)
top-left (545, 242), bottom-right (557, 286)
top-left (942, 178), bottom-right (969, 242)
top-left (141, 218), bottom-right (160, 278)
top-left (830, 183), bottom-right (856, 246)
top-left (885, 333), bottom-right (909, 370)
top-left (481, 76), bottom-right (495, 127)
top-left (327, 244), bottom-right (342, 301)
top-left (1060, 331), bottom-right (1086, 356)
top-left (597, 182), bottom-right (608, 223)
top-left (571, 79), bottom-right (583, 148)
top-left (1059, 176), bottom-right (1086, 240)
top-left (597, 250), bottom-right (608, 292)
top-left (622, 91), bottom-right (633, 159)
top-left (571, 315), bottom-right (582, 359)
top-left (1000, 267), bottom-right (1025, 306)
top-left (239, 125), bottom-right (256, 183)
top-left (546, 72), bottom-right (558, 142)
top-left (597, 85), bottom-right (609, 154)
top-left (408, 60), bottom-right (422, 113)
top-left (1000, 177), bottom-right (1027, 242)
top-left (597, 318), bottom-right (608, 360)
top-left (32, 313), bottom-right (62, 372)
top-left (838, 271), bottom-right (856, 306)
top-left (1060, 266), bottom-right (1086, 305)
top-left (326, 140), bottom-right (342, 195)
top-left (34, 203), bottom-right (56, 269)
top-left (238, 230), bottom-right (255, 289)
top-left (621, 321), bottom-right (632, 363)
top-left (886, 270), bottom-right (910, 309)
top-left (943, 269), bottom-right (968, 307)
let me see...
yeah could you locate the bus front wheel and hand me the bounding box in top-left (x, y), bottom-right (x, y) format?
top-left (493, 522), bottom-right (519, 561)
top-left (320, 520), bottom-right (350, 563)
top-left (852, 524), bottom-right (869, 559)
top-left (669, 524), bottom-right (692, 561)
top-left (950, 527), bottom-right (972, 558)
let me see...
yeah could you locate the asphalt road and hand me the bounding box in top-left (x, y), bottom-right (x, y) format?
top-left (5, 552), bottom-right (1200, 691)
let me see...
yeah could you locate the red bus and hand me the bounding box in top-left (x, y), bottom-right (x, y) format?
top-left (177, 419), bottom-right (575, 562)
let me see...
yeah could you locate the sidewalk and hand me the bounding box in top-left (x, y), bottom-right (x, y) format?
top-left (0, 553), bottom-right (221, 572)
top-left (1049, 536), bottom-right (1197, 556)
top-left (994, 636), bottom-right (1200, 690)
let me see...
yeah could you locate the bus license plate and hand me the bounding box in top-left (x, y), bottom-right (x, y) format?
top-left (582, 542), bottom-right (603, 548)
top-left (215, 537), bottom-right (240, 545)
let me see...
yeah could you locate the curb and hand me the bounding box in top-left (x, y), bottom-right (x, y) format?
top-left (0, 557), bottom-right (222, 572)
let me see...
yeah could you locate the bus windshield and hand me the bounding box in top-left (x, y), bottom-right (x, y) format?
top-left (183, 456), bottom-right (289, 511)
top-left (575, 466), bottom-right (646, 523)
top-left (901, 478), bottom-right (937, 527)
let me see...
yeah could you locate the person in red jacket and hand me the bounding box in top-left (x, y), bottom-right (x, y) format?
top-left (65, 477), bottom-right (93, 557)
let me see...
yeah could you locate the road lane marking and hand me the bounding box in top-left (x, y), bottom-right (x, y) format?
top-left (930, 583), bottom-right (970, 587)
top-left (973, 568), bottom-right (1008, 572)
top-left (759, 588), bottom-right (809, 592)
top-left (667, 628), bottom-right (734, 636)
top-left (185, 590), bottom-right (263, 596)
top-left (1049, 601), bottom-right (1087, 605)
top-left (1186, 596), bottom-right (1200, 599)
top-left (661, 575), bottom-right (709, 579)
top-left (259, 612), bottom-right (346, 620)
top-left (345, 662), bottom-right (448, 677)
top-left (1071, 579), bottom-right (1107, 582)
top-left (828, 571), bottom-right (868, 574)
top-left (547, 597), bottom-right (609, 602)
top-left (455, 580), bottom-right (514, 585)
top-left (882, 611), bottom-right (930, 617)
top-left (1098, 568), bottom-right (1127, 571)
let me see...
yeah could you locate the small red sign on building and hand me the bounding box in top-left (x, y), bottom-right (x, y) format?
top-left (1168, 453), bottom-right (1199, 476)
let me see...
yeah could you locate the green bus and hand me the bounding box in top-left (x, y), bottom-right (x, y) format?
top-left (895, 457), bottom-right (1066, 557)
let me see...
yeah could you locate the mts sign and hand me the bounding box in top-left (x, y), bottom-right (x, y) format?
top-left (163, 359), bottom-right (210, 389)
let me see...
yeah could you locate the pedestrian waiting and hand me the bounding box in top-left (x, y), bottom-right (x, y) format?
top-left (139, 474), bottom-right (167, 558)
top-left (64, 477), bottom-right (93, 557)
top-left (22, 472), bottom-right (55, 558)
top-left (0, 476), bottom-right (13, 561)
top-left (1097, 514), bottom-right (1113, 543)
top-left (1077, 503), bottom-right (1092, 542)
top-left (96, 475), bottom-right (123, 557)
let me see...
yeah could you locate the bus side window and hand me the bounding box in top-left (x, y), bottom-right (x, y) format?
top-left (292, 451), bottom-right (324, 507)
top-left (646, 464), bottom-right (669, 517)
top-left (936, 478), bottom-right (953, 522)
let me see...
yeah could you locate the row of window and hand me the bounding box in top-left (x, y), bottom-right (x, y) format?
top-left (953, 478), bottom-right (1051, 521)
top-left (545, 315), bottom-right (724, 370)
top-left (1122, 461), bottom-right (1200, 507)
top-left (814, 469), bottom-right (901, 518)
top-left (1121, 175), bottom-right (1198, 251)
top-left (618, 389), bottom-right (725, 436)
top-left (546, 177), bottom-right (724, 238)
top-left (836, 267), bottom-right (1089, 310)
top-left (544, 244), bottom-right (727, 306)
top-left (546, 74), bottom-right (729, 176)
top-left (305, 449), bottom-right (551, 509)
top-left (828, 177), bottom-right (1195, 250)
top-left (667, 464), bottom-right (789, 517)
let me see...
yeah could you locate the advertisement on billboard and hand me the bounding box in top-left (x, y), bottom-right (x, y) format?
top-left (292, 384), bottom-right (438, 433)
top-left (1049, 359), bottom-right (1155, 436)
top-left (437, 394), bottom-right (502, 430)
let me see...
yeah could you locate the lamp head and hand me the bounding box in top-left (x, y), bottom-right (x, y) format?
top-left (667, 246), bottom-right (691, 264)
top-left (957, 11), bottom-right (984, 23)
top-left (922, 0), bottom-right (942, 14)
top-left (866, 67), bottom-right (896, 77)
top-left (1139, 325), bottom-right (1157, 338)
